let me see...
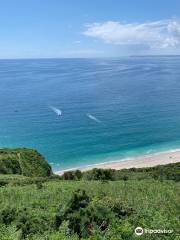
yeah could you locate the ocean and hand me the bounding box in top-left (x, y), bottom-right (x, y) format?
top-left (0, 57), bottom-right (180, 171)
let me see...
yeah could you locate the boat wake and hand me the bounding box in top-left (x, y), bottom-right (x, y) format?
top-left (86, 113), bottom-right (101, 123)
top-left (50, 106), bottom-right (62, 116)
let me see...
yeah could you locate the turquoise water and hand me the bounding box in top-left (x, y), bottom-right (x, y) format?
top-left (0, 57), bottom-right (180, 171)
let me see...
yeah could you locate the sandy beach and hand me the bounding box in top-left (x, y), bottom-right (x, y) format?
top-left (56, 150), bottom-right (180, 175)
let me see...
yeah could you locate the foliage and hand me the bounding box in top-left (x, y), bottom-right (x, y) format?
top-left (114, 162), bottom-right (180, 182)
top-left (15, 208), bottom-right (49, 238)
top-left (0, 150), bottom-right (179, 239)
top-left (0, 157), bottom-right (22, 174)
top-left (0, 224), bottom-right (21, 240)
top-left (62, 170), bottom-right (82, 180)
top-left (83, 168), bottom-right (115, 181)
top-left (61, 162), bottom-right (180, 182)
top-left (0, 180), bottom-right (8, 187)
top-left (0, 178), bottom-right (179, 239)
top-left (0, 207), bottom-right (17, 225)
top-left (55, 189), bottom-right (128, 238)
top-left (0, 148), bottom-right (52, 177)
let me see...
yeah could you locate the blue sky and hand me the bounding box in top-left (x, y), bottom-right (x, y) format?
top-left (0, 0), bottom-right (180, 58)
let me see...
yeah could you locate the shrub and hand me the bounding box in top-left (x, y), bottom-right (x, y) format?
top-left (36, 182), bottom-right (43, 189)
top-left (55, 189), bottom-right (90, 229)
top-left (0, 180), bottom-right (8, 187)
top-left (15, 208), bottom-right (49, 238)
top-left (0, 224), bottom-right (21, 240)
top-left (79, 162), bottom-right (180, 182)
top-left (74, 170), bottom-right (82, 180)
top-left (62, 170), bottom-right (83, 180)
top-left (83, 168), bottom-right (115, 181)
top-left (54, 189), bottom-right (134, 238)
top-left (62, 171), bottom-right (76, 180)
top-left (0, 208), bottom-right (16, 225)
top-left (0, 157), bottom-right (22, 175)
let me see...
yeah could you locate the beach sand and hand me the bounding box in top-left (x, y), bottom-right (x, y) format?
top-left (56, 150), bottom-right (180, 175)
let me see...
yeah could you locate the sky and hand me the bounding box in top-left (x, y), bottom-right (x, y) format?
top-left (0, 0), bottom-right (180, 58)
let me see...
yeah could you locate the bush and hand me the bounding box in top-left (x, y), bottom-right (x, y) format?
top-left (108, 198), bottom-right (134, 219)
top-left (62, 171), bottom-right (76, 180)
top-left (0, 158), bottom-right (21, 175)
top-left (62, 170), bottom-right (82, 180)
top-left (83, 168), bottom-right (115, 181)
top-left (74, 170), bottom-right (82, 180)
top-left (0, 224), bottom-right (21, 240)
top-left (0, 180), bottom-right (8, 187)
top-left (35, 182), bottom-right (43, 189)
top-left (79, 162), bottom-right (180, 182)
top-left (0, 208), bottom-right (16, 225)
top-left (15, 208), bottom-right (48, 238)
top-left (54, 189), bottom-right (133, 238)
top-left (55, 189), bottom-right (90, 230)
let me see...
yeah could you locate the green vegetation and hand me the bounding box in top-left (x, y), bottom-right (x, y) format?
top-left (0, 148), bottom-right (52, 177)
top-left (0, 149), bottom-right (179, 239)
top-left (61, 162), bottom-right (180, 182)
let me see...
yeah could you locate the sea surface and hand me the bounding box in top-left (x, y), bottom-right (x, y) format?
top-left (0, 57), bottom-right (180, 171)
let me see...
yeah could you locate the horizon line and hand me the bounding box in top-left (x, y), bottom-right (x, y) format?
top-left (1, 54), bottom-right (180, 60)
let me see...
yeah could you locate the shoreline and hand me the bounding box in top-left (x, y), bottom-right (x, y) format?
top-left (55, 149), bottom-right (180, 175)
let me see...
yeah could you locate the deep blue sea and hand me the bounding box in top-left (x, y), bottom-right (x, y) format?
top-left (0, 57), bottom-right (180, 171)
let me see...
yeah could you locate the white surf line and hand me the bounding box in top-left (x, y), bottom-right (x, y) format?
top-left (86, 113), bottom-right (101, 123)
top-left (49, 106), bottom-right (62, 116)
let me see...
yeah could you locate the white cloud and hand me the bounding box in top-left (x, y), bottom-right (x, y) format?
top-left (83, 19), bottom-right (180, 49)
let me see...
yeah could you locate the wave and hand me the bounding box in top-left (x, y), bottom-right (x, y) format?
top-left (86, 113), bottom-right (101, 123)
top-left (49, 106), bottom-right (62, 116)
top-left (54, 147), bottom-right (180, 173)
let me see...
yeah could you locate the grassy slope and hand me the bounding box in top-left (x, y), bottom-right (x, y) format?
top-left (0, 148), bottom-right (52, 177)
top-left (0, 176), bottom-right (179, 239)
top-left (0, 152), bottom-right (179, 239)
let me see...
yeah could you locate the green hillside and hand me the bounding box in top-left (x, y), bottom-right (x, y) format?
top-left (0, 148), bottom-right (52, 177)
top-left (0, 161), bottom-right (179, 239)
